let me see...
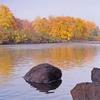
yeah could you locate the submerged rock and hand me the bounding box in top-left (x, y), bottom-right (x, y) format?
top-left (91, 68), bottom-right (100, 83)
top-left (24, 63), bottom-right (62, 83)
top-left (71, 82), bottom-right (100, 100)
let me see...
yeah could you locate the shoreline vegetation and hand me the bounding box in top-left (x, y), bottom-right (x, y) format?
top-left (0, 4), bottom-right (100, 45)
top-left (1, 40), bottom-right (100, 45)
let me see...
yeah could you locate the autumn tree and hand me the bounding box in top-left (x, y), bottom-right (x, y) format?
top-left (49, 16), bottom-right (75, 40)
top-left (32, 17), bottom-right (50, 33)
top-left (48, 17), bottom-right (97, 40)
top-left (0, 4), bottom-right (99, 44)
top-left (0, 4), bottom-right (17, 30)
top-left (32, 16), bottom-right (98, 41)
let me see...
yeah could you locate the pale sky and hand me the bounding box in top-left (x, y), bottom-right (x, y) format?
top-left (0, 0), bottom-right (100, 26)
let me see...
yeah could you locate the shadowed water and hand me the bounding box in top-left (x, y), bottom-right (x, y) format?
top-left (0, 43), bottom-right (100, 100)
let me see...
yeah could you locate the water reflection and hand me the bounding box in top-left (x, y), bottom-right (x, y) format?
top-left (27, 80), bottom-right (62, 93)
top-left (0, 44), bottom-right (97, 78)
top-left (31, 47), bottom-right (96, 68)
top-left (0, 49), bottom-right (13, 77)
top-left (0, 44), bottom-right (99, 100)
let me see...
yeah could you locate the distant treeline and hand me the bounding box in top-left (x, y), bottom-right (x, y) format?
top-left (0, 4), bottom-right (100, 44)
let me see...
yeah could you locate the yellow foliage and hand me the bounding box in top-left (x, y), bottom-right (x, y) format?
top-left (0, 4), bottom-right (17, 30)
top-left (32, 16), bottom-right (97, 41)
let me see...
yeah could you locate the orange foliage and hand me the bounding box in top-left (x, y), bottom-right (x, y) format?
top-left (32, 16), bottom-right (97, 40)
top-left (0, 4), bottom-right (99, 43)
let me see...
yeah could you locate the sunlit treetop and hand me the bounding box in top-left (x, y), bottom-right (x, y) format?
top-left (0, 4), bottom-right (17, 30)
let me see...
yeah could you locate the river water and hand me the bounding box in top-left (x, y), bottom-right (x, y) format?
top-left (0, 43), bottom-right (100, 100)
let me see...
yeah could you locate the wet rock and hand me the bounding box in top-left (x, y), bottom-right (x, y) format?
top-left (24, 63), bottom-right (62, 83)
top-left (29, 79), bottom-right (62, 93)
top-left (91, 68), bottom-right (100, 83)
top-left (71, 82), bottom-right (100, 100)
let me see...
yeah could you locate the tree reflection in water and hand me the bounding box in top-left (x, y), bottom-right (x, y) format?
top-left (0, 44), bottom-right (97, 85)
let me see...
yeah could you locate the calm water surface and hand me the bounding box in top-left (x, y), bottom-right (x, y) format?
top-left (0, 43), bottom-right (100, 100)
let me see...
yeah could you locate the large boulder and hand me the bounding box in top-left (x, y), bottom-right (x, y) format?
top-left (91, 68), bottom-right (100, 83)
top-left (71, 82), bottom-right (100, 100)
top-left (24, 63), bottom-right (62, 83)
